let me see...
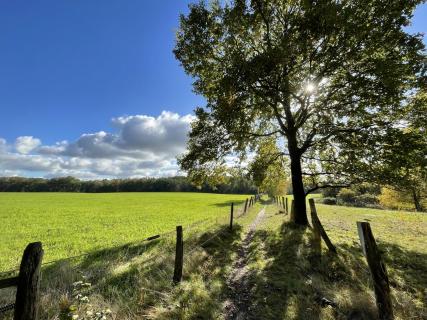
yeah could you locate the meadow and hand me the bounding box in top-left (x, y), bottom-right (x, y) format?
top-left (0, 192), bottom-right (249, 271)
top-left (0, 193), bottom-right (425, 319)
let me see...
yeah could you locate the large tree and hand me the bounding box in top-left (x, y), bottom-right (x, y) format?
top-left (174, 0), bottom-right (426, 225)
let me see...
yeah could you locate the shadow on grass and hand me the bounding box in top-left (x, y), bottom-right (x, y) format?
top-left (170, 225), bottom-right (244, 318)
top-left (244, 222), bottom-right (323, 320)
top-left (322, 241), bottom-right (427, 294)
top-left (378, 241), bottom-right (427, 299)
top-left (311, 239), bottom-right (427, 319)
top-left (210, 199), bottom-right (249, 208)
top-left (37, 223), bottom-right (244, 319)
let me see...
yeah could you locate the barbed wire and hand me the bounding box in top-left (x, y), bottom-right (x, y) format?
top-left (0, 269), bottom-right (19, 278)
top-left (185, 226), bottom-right (230, 257)
top-left (0, 302), bottom-right (14, 314)
top-left (0, 212), bottom-right (230, 276)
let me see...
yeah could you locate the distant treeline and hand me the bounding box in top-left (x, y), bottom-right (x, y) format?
top-left (0, 176), bottom-right (257, 194)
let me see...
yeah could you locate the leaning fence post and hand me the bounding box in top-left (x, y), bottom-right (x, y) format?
top-left (173, 226), bottom-right (183, 284)
top-left (14, 242), bottom-right (43, 320)
top-left (308, 199), bottom-right (337, 253)
top-left (308, 199), bottom-right (321, 257)
top-left (357, 222), bottom-right (394, 320)
top-left (229, 203), bottom-right (234, 231)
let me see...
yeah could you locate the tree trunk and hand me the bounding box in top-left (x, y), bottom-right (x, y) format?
top-left (412, 188), bottom-right (423, 212)
top-left (288, 134), bottom-right (308, 225)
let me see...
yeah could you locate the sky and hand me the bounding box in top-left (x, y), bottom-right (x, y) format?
top-left (0, 1), bottom-right (426, 179)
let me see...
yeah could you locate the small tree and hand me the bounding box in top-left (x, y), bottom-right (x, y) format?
top-left (372, 91), bottom-right (427, 211)
top-left (175, 0), bottom-right (425, 225)
top-left (249, 138), bottom-right (289, 196)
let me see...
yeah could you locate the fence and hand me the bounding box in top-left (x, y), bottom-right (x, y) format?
top-left (274, 195), bottom-right (394, 320)
top-left (0, 195), bottom-right (259, 319)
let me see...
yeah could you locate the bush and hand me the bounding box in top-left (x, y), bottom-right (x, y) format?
top-left (321, 187), bottom-right (341, 198)
top-left (337, 188), bottom-right (380, 208)
top-left (378, 187), bottom-right (415, 211)
top-left (322, 197), bottom-right (337, 205)
top-left (337, 188), bottom-right (357, 205)
top-left (354, 194), bottom-right (379, 208)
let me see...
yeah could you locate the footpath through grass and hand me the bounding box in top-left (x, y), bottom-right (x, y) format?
top-left (0, 192), bottom-right (250, 270)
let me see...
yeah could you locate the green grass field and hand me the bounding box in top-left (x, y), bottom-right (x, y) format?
top-left (0, 193), bottom-right (425, 319)
top-left (0, 192), bottom-right (249, 271)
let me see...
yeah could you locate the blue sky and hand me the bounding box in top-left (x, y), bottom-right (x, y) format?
top-left (0, 1), bottom-right (204, 144)
top-left (0, 1), bottom-right (425, 179)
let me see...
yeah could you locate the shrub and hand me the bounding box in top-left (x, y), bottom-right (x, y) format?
top-left (353, 182), bottom-right (381, 196)
top-left (321, 187), bottom-right (341, 198)
top-left (337, 188), bottom-right (357, 205)
top-left (378, 187), bottom-right (414, 210)
top-left (337, 189), bottom-right (379, 208)
top-left (322, 197), bottom-right (337, 205)
top-left (354, 194), bottom-right (379, 208)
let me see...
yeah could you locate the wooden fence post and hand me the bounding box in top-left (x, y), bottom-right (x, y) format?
top-left (308, 199), bottom-right (337, 253)
top-left (285, 197), bottom-right (288, 214)
top-left (173, 226), bottom-right (183, 284)
top-left (357, 222), bottom-right (394, 320)
top-left (244, 198), bottom-right (248, 213)
top-left (282, 197), bottom-right (285, 210)
top-left (308, 199), bottom-right (321, 256)
top-left (14, 242), bottom-right (43, 320)
top-left (229, 203), bottom-right (234, 231)
top-left (290, 200), bottom-right (295, 222)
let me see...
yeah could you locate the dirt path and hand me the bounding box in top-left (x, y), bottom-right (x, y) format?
top-left (224, 207), bottom-right (266, 320)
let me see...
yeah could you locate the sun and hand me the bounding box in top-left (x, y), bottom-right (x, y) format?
top-left (305, 82), bottom-right (316, 93)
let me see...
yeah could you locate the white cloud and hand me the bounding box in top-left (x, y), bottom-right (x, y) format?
top-left (15, 136), bottom-right (41, 154)
top-left (0, 111), bottom-right (193, 179)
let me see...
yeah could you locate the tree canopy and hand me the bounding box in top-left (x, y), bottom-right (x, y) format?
top-left (175, 0), bottom-right (426, 225)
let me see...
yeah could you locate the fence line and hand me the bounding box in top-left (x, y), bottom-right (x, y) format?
top-left (0, 201), bottom-right (251, 277)
top-left (3, 196), bottom-right (390, 319)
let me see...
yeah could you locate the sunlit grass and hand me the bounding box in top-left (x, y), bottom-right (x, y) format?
top-left (0, 194), bottom-right (425, 319)
top-left (0, 192), bottom-right (250, 270)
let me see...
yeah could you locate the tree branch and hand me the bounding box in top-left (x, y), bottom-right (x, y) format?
top-left (305, 184), bottom-right (350, 195)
